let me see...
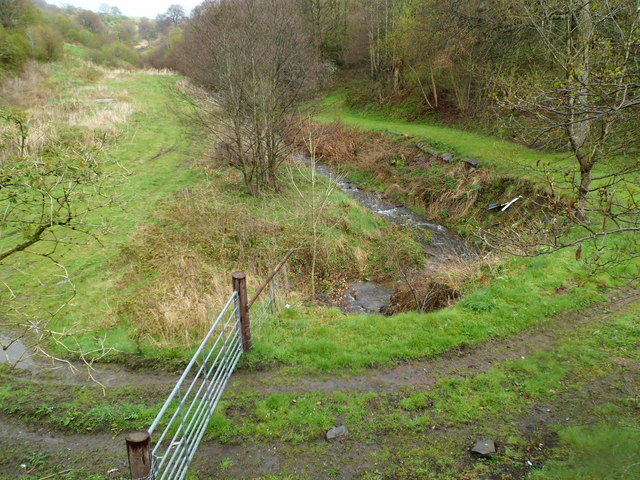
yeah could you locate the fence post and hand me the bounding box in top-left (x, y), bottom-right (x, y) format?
top-left (232, 271), bottom-right (252, 351)
top-left (125, 431), bottom-right (152, 479)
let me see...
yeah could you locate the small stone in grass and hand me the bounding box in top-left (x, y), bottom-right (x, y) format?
top-left (471, 439), bottom-right (496, 457)
top-left (326, 425), bottom-right (349, 441)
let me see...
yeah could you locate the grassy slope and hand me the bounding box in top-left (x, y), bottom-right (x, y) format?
top-left (313, 93), bottom-right (572, 177)
top-left (2, 51), bottom-right (428, 359)
top-left (0, 55), bottom-right (203, 354)
top-left (3, 55), bottom-right (633, 369)
top-left (234, 93), bottom-right (634, 373)
top-left (58, 72), bottom-right (202, 352)
top-left (250, 250), bottom-right (617, 372)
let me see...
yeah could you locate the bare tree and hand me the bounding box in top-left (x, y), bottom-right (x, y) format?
top-left (478, 0), bottom-right (640, 273)
top-left (298, 0), bottom-right (350, 61)
top-left (287, 118), bottom-right (339, 297)
top-left (166, 4), bottom-right (186, 26)
top-left (157, 4), bottom-right (186, 31)
top-left (178, 0), bottom-right (322, 195)
top-left (503, 0), bottom-right (640, 213)
top-left (76, 9), bottom-right (106, 34)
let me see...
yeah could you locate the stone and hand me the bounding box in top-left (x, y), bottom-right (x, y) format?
top-left (439, 153), bottom-right (454, 163)
top-left (461, 157), bottom-right (480, 168)
top-left (427, 149), bottom-right (439, 156)
top-left (326, 425), bottom-right (349, 441)
top-left (95, 98), bottom-right (114, 103)
top-left (471, 439), bottom-right (496, 457)
top-left (416, 142), bottom-right (427, 150)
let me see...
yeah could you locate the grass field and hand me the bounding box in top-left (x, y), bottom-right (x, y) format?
top-left (1, 51), bottom-right (634, 368)
top-left (0, 54), bottom-right (204, 356)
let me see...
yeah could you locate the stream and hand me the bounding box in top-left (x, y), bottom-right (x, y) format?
top-left (300, 156), bottom-right (476, 314)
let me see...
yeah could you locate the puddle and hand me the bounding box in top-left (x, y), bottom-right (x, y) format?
top-left (0, 333), bottom-right (36, 369)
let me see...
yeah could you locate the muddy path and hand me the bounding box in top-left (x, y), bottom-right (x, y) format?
top-left (0, 414), bottom-right (127, 478)
top-left (3, 354), bottom-right (637, 480)
top-left (5, 288), bottom-right (639, 395)
top-left (1, 288), bottom-right (638, 479)
top-left (229, 288), bottom-right (640, 394)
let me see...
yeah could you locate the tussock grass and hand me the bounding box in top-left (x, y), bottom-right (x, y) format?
top-left (119, 170), bottom-right (425, 348)
top-left (0, 54), bottom-right (205, 357)
top-left (139, 68), bottom-right (176, 76)
top-left (312, 93), bottom-right (573, 178)
top-left (0, 62), bottom-right (55, 108)
top-left (0, 60), bottom-right (135, 161)
top-left (389, 255), bottom-right (501, 313)
top-left (66, 100), bottom-right (135, 132)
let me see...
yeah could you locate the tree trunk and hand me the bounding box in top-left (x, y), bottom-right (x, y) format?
top-left (577, 162), bottom-right (593, 214)
top-left (566, 0), bottom-right (594, 216)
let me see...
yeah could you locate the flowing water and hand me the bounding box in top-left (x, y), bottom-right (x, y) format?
top-left (301, 156), bottom-right (476, 313)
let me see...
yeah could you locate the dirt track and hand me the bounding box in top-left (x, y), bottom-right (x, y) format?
top-left (1, 288), bottom-right (638, 479)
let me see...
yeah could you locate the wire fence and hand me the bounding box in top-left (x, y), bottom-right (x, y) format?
top-left (147, 292), bottom-right (243, 480)
top-left (249, 261), bottom-right (291, 337)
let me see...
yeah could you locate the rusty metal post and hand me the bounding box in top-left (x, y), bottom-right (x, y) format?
top-left (125, 431), bottom-right (152, 479)
top-left (232, 271), bottom-right (252, 351)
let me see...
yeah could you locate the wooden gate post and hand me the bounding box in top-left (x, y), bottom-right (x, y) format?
top-left (125, 431), bottom-right (151, 479)
top-left (232, 271), bottom-right (252, 351)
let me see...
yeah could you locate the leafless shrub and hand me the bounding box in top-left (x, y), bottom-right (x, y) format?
top-left (177, 0), bottom-right (324, 195)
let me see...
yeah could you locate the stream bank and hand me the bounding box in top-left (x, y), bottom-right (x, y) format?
top-left (298, 155), bottom-right (476, 314)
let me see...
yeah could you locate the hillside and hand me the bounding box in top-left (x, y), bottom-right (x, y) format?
top-left (0, 1), bottom-right (639, 480)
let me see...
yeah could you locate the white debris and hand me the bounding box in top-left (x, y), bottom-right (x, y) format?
top-left (501, 195), bottom-right (523, 212)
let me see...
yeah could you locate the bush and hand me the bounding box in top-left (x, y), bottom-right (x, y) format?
top-left (74, 29), bottom-right (101, 49)
top-left (0, 27), bottom-right (29, 73)
top-left (28, 24), bottom-right (64, 62)
top-left (102, 41), bottom-right (140, 67)
top-left (48, 13), bottom-right (81, 41)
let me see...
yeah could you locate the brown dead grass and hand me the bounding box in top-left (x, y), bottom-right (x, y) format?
top-left (1, 60), bottom-right (135, 162)
top-left (0, 62), bottom-right (55, 108)
top-left (293, 120), bottom-right (544, 229)
top-left (118, 186), bottom-right (295, 347)
top-left (389, 255), bottom-right (500, 313)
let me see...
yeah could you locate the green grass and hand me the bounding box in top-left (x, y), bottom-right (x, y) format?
top-left (529, 425), bottom-right (640, 479)
top-left (249, 249), bottom-right (615, 372)
top-left (2, 50), bottom-right (635, 377)
top-left (188, 300), bottom-right (640, 478)
top-left (0, 300), bottom-right (636, 479)
top-left (0, 57), bottom-right (205, 356)
top-left (312, 93), bottom-right (572, 177)
top-left (0, 369), bottom-right (161, 435)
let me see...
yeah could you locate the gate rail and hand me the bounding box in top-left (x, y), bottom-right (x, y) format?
top-left (149, 292), bottom-right (242, 480)
top-left (125, 261), bottom-right (291, 480)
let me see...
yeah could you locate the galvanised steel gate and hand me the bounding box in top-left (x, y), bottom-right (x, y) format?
top-left (124, 259), bottom-right (292, 480)
top-left (124, 273), bottom-right (251, 480)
